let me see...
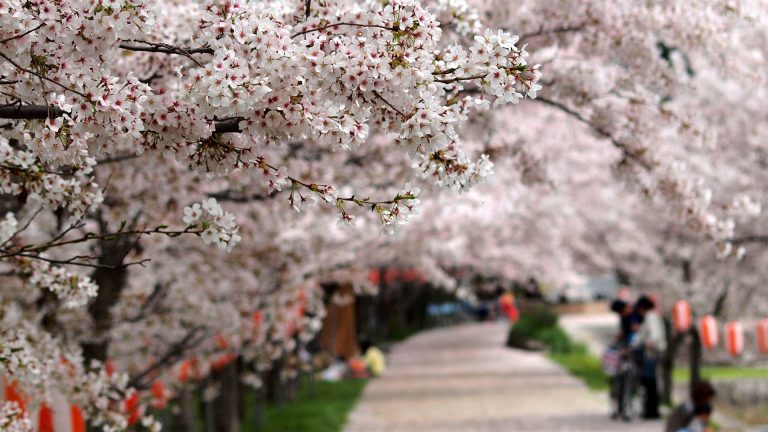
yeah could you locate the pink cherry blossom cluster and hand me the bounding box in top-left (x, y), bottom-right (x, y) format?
top-left (183, 198), bottom-right (241, 251)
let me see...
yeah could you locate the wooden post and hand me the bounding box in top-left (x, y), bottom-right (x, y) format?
top-left (253, 384), bottom-right (266, 430)
top-left (169, 386), bottom-right (199, 432)
top-left (211, 361), bottom-right (241, 432)
top-left (689, 326), bottom-right (703, 394)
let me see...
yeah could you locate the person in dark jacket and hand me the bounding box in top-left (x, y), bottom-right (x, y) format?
top-left (610, 299), bottom-right (642, 346)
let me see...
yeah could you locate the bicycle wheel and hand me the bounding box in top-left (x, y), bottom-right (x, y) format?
top-left (621, 367), bottom-right (645, 421)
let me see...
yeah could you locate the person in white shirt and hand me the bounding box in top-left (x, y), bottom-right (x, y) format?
top-left (633, 295), bottom-right (667, 419)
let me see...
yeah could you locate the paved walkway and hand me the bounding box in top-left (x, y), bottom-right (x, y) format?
top-left (345, 321), bottom-right (661, 432)
top-left (560, 313), bottom-right (619, 358)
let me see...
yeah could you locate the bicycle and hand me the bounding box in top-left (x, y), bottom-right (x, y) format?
top-left (609, 350), bottom-right (645, 421)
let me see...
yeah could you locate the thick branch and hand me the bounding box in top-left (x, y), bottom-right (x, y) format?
top-left (536, 96), bottom-right (653, 170)
top-left (127, 328), bottom-right (205, 389)
top-left (0, 104), bottom-right (243, 133)
top-left (0, 225), bottom-right (202, 259)
top-left (730, 235), bottom-right (768, 245)
top-left (520, 23), bottom-right (586, 40)
top-left (119, 42), bottom-right (214, 55)
top-left (207, 189), bottom-right (275, 203)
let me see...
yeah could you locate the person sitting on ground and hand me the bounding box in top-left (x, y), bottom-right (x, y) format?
top-left (676, 403), bottom-right (714, 432)
top-left (633, 295), bottom-right (667, 419)
top-left (361, 339), bottom-right (386, 377)
top-left (665, 381), bottom-right (717, 432)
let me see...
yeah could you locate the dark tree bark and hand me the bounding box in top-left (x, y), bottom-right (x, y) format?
top-left (661, 320), bottom-right (685, 406)
top-left (81, 216), bottom-right (137, 364)
top-left (169, 386), bottom-right (199, 432)
top-left (689, 326), bottom-right (703, 393)
top-left (211, 361), bottom-right (241, 432)
top-left (252, 385), bottom-right (266, 431)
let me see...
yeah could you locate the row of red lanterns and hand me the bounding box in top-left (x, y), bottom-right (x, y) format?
top-left (672, 300), bottom-right (762, 357)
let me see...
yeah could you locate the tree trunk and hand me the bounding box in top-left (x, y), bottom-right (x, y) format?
top-left (252, 385), bottom-right (266, 431)
top-left (266, 357), bottom-right (285, 406)
top-left (211, 361), bottom-right (240, 432)
top-left (689, 326), bottom-right (703, 393)
top-left (170, 386), bottom-right (199, 432)
top-left (661, 321), bottom-right (684, 406)
top-left (81, 216), bottom-right (137, 364)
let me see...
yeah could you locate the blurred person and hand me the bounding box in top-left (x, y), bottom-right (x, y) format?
top-left (610, 299), bottom-right (642, 346)
top-left (361, 339), bottom-right (386, 377)
top-left (666, 381), bottom-right (717, 432)
top-left (320, 356), bottom-right (348, 382)
top-left (499, 292), bottom-right (519, 323)
top-left (633, 295), bottom-right (667, 419)
top-left (348, 356), bottom-right (368, 378)
top-left (608, 298), bottom-right (643, 420)
top-left (676, 403), bottom-right (714, 432)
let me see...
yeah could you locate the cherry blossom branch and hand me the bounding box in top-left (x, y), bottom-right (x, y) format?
top-left (0, 24), bottom-right (44, 45)
top-left (123, 284), bottom-right (168, 324)
top-left (729, 235), bottom-right (768, 246)
top-left (372, 91), bottom-right (406, 117)
top-left (119, 41), bottom-right (214, 67)
top-left (536, 96), bottom-right (653, 170)
top-left (127, 327), bottom-right (206, 390)
top-left (13, 252), bottom-right (151, 270)
top-left (0, 225), bottom-right (203, 259)
top-left (291, 22), bottom-right (398, 38)
top-left (118, 40), bottom-right (215, 55)
top-left (520, 23), bottom-right (586, 40)
top-left (434, 74), bottom-right (488, 84)
top-left (0, 104), bottom-right (62, 119)
top-left (0, 104), bottom-right (243, 133)
top-left (258, 159), bottom-right (412, 208)
top-left (207, 189), bottom-right (275, 202)
top-left (0, 51), bottom-right (88, 98)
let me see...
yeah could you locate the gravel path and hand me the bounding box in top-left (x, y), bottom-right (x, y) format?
top-left (344, 321), bottom-right (661, 432)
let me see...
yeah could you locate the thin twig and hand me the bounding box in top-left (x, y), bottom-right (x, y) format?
top-left (0, 24), bottom-right (44, 45)
top-left (0, 226), bottom-right (202, 258)
top-left (13, 252), bottom-right (151, 269)
top-left (372, 91), bottom-right (406, 118)
top-left (0, 51), bottom-right (88, 98)
top-left (0, 207), bottom-right (43, 249)
top-left (291, 22), bottom-right (397, 39)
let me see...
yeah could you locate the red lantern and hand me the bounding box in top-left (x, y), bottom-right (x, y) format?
top-left (726, 321), bottom-right (744, 357)
top-left (368, 269), bottom-right (380, 285)
top-left (150, 380), bottom-right (170, 409)
top-left (699, 315), bottom-right (718, 350)
top-left (499, 293), bottom-right (519, 323)
top-left (757, 319), bottom-right (768, 354)
top-left (672, 300), bottom-right (692, 332)
top-left (124, 391), bottom-right (143, 427)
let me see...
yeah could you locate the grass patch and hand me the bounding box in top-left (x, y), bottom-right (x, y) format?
top-left (549, 348), bottom-right (609, 391)
top-left (507, 304), bottom-right (608, 391)
top-left (242, 378), bottom-right (368, 432)
top-left (672, 366), bottom-right (768, 382)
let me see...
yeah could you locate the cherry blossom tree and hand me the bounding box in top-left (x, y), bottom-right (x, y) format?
top-left (0, 0), bottom-right (544, 428)
top-left (2, 0), bottom-right (768, 430)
